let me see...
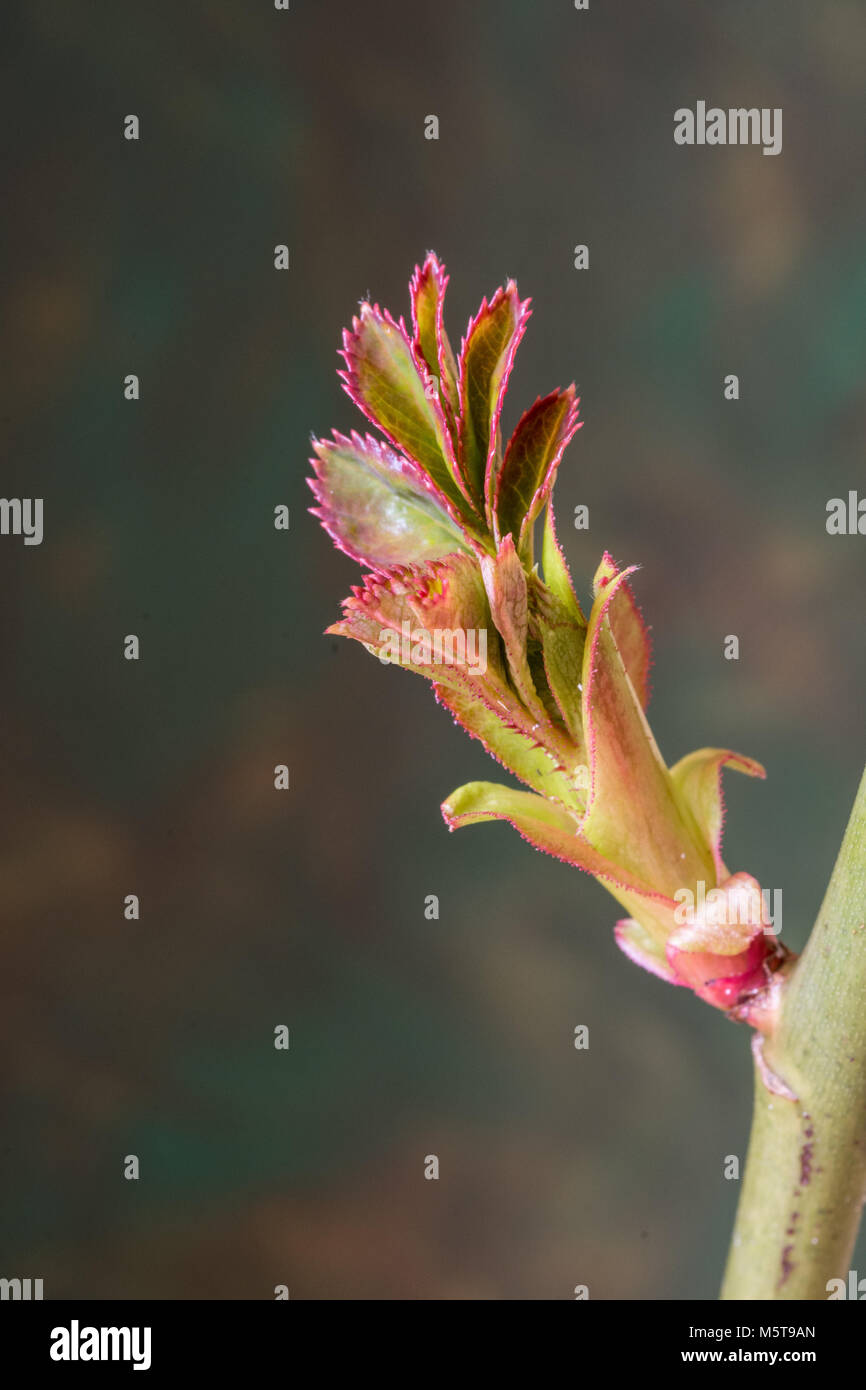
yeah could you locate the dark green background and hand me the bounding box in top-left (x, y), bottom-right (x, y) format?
top-left (2, 0), bottom-right (864, 1298)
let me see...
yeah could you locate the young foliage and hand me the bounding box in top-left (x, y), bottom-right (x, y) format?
top-left (309, 254), bottom-right (793, 1024)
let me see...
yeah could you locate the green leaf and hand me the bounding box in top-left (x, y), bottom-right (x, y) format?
top-left (309, 430), bottom-right (469, 569)
top-left (541, 501), bottom-right (585, 625)
top-left (457, 283), bottom-right (530, 505)
top-left (529, 576), bottom-right (585, 744)
top-left (410, 253), bottom-right (459, 421)
top-left (581, 568), bottom-right (714, 896)
top-left (669, 748), bottom-right (766, 882)
top-left (442, 779), bottom-right (579, 836)
top-left (341, 303), bottom-right (473, 517)
top-left (591, 553), bottom-right (651, 708)
top-left (433, 684), bottom-right (582, 808)
top-left (491, 387), bottom-right (580, 552)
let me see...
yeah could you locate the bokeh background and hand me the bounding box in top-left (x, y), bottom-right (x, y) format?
top-left (2, 0), bottom-right (865, 1299)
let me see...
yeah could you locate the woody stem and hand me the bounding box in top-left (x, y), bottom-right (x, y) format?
top-left (720, 764), bottom-right (866, 1299)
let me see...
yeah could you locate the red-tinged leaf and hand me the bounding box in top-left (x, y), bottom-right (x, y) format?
top-left (614, 918), bottom-right (684, 985)
top-left (491, 387), bottom-right (581, 551)
top-left (327, 553), bottom-right (506, 689)
top-left (405, 550), bottom-right (493, 638)
top-left (581, 569), bottom-right (714, 896)
top-left (669, 748), bottom-right (767, 882)
top-left (591, 553), bottom-right (652, 709)
top-left (331, 552), bottom-right (489, 639)
top-left (410, 253), bottom-right (460, 422)
top-left (326, 565), bottom-right (424, 659)
top-left (329, 554), bottom-right (584, 806)
top-left (409, 254), bottom-right (444, 376)
top-left (433, 683), bottom-right (583, 809)
top-left (308, 430), bottom-right (469, 569)
top-left (458, 283), bottom-right (531, 505)
top-left (480, 534), bottom-right (548, 724)
top-left (541, 500), bottom-right (585, 626)
top-left (340, 302), bottom-right (474, 517)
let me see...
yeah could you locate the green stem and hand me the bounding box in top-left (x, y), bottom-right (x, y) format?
top-left (721, 765), bottom-right (866, 1299)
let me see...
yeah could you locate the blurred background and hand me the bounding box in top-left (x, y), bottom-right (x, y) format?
top-left (1, 0), bottom-right (865, 1298)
